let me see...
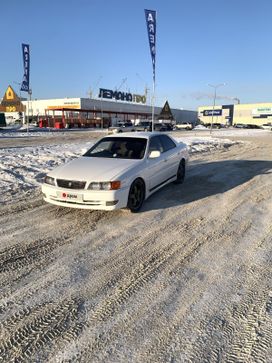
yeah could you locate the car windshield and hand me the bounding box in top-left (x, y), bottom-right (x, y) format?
top-left (84, 137), bottom-right (147, 160)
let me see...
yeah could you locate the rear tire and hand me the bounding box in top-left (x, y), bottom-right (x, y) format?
top-left (127, 179), bottom-right (145, 213)
top-left (174, 160), bottom-right (185, 184)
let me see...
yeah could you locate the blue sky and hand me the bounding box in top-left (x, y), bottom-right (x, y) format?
top-left (1, 0), bottom-right (272, 110)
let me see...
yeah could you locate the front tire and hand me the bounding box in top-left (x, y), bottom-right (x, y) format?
top-left (127, 178), bottom-right (145, 213)
top-left (174, 160), bottom-right (185, 184)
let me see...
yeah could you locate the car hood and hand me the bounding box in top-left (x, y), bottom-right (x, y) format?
top-left (49, 156), bottom-right (140, 181)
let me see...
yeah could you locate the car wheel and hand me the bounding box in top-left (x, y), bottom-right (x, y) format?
top-left (174, 160), bottom-right (185, 184)
top-left (127, 178), bottom-right (145, 213)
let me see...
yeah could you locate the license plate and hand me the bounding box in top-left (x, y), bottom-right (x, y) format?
top-left (58, 191), bottom-right (82, 202)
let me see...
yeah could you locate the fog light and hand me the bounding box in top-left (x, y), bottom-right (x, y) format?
top-left (106, 200), bottom-right (118, 206)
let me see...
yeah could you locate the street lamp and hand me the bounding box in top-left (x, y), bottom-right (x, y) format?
top-left (208, 83), bottom-right (226, 133)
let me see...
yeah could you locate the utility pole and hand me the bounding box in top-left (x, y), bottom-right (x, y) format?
top-left (208, 83), bottom-right (226, 134)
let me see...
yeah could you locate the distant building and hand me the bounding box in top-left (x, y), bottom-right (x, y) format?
top-left (198, 102), bottom-right (272, 127)
top-left (0, 85), bottom-right (197, 126)
top-left (21, 97), bottom-right (197, 125)
top-left (0, 85), bottom-right (25, 124)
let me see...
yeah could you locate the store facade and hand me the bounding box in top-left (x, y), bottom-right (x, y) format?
top-left (198, 102), bottom-right (272, 127)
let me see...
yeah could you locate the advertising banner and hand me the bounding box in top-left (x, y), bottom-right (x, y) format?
top-left (21, 44), bottom-right (30, 92)
top-left (252, 107), bottom-right (272, 116)
top-left (203, 109), bottom-right (222, 116)
top-left (144, 9), bottom-right (156, 82)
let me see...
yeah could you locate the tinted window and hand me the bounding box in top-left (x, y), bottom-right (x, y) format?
top-left (159, 135), bottom-right (176, 152)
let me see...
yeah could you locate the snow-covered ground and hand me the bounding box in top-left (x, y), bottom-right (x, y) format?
top-left (1, 129), bottom-right (271, 363)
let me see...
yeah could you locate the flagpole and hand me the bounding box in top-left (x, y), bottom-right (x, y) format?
top-left (27, 95), bottom-right (29, 135)
top-left (151, 78), bottom-right (155, 132)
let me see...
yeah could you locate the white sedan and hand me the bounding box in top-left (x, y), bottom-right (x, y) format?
top-left (42, 132), bottom-right (189, 212)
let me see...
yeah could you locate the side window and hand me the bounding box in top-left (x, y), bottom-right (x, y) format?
top-left (159, 135), bottom-right (176, 152)
top-left (148, 136), bottom-right (163, 154)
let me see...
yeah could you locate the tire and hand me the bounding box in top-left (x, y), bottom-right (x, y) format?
top-left (174, 160), bottom-right (185, 184)
top-left (127, 178), bottom-right (145, 213)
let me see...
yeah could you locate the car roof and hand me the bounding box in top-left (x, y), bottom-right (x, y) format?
top-left (104, 132), bottom-right (162, 139)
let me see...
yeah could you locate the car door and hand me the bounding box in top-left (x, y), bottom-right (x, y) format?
top-left (146, 135), bottom-right (166, 192)
top-left (159, 135), bottom-right (179, 180)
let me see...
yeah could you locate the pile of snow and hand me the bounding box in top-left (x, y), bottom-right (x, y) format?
top-left (175, 137), bottom-right (238, 154)
top-left (0, 136), bottom-right (239, 205)
top-left (193, 128), bottom-right (270, 137)
top-left (0, 126), bottom-right (107, 138)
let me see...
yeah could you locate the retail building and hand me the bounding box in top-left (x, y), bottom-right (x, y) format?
top-left (198, 102), bottom-right (272, 127)
top-left (0, 85), bottom-right (197, 127)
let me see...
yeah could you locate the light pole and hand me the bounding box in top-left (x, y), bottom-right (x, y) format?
top-left (208, 83), bottom-right (226, 134)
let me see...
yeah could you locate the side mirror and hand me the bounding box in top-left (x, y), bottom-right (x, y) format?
top-left (149, 150), bottom-right (161, 159)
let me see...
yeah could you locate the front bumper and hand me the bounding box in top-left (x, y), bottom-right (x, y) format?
top-left (41, 183), bottom-right (129, 210)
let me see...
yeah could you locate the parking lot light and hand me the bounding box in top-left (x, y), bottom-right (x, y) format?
top-left (208, 83), bottom-right (226, 134)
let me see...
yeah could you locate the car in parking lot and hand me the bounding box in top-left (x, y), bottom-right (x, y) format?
top-left (261, 123), bottom-right (272, 130)
top-left (234, 123), bottom-right (261, 129)
top-left (175, 122), bottom-right (193, 130)
top-left (134, 121), bottom-right (152, 132)
top-left (108, 121), bottom-right (135, 134)
top-left (42, 132), bottom-right (189, 212)
top-left (135, 121), bottom-right (173, 132)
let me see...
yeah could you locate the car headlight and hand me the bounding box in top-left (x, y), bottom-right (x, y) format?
top-left (44, 175), bottom-right (55, 185)
top-left (88, 181), bottom-right (121, 190)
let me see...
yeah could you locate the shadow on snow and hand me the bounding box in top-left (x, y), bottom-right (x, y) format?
top-left (143, 159), bottom-right (272, 211)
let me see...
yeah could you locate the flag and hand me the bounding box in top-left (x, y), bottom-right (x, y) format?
top-left (144, 9), bottom-right (156, 83)
top-left (21, 44), bottom-right (30, 92)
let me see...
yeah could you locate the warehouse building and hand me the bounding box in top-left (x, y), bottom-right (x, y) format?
top-left (198, 102), bottom-right (272, 128)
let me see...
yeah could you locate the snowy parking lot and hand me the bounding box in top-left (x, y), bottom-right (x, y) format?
top-left (0, 128), bottom-right (272, 362)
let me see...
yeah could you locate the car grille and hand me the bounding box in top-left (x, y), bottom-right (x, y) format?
top-left (57, 179), bottom-right (86, 189)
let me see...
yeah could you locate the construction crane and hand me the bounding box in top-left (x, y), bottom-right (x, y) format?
top-left (136, 73), bottom-right (150, 104)
top-left (115, 78), bottom-right (127, 92)
top-left (87, 76), bottom-right (103, 99)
